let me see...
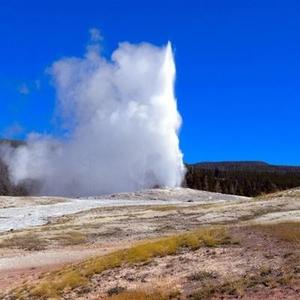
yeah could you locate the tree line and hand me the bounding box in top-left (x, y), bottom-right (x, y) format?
top-left (185, 162), bottom-right (300, 196)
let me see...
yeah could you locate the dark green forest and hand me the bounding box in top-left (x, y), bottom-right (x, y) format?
top-left (185, 162), bottom-right (300, 196)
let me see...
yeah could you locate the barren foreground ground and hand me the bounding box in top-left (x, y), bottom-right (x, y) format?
top-left (0, 188), bottom-right (299, 299)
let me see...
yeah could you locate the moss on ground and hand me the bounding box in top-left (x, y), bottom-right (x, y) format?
top-left (0, 233), bottom-right (48, 251)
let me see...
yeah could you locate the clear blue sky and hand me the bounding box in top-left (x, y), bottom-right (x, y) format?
top-left (0, 0), bottom-right (300, 165)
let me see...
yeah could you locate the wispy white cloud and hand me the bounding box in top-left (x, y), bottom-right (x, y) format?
top-left (18, 83), bottom-right (30, 95)
top-left (18, 80), bottom-right (42, 95)
top-left (89, 28), bottom-right (103, 43)
top-left (1, 123), bottom-right (24, 139)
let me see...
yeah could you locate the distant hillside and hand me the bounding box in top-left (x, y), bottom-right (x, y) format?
top-left (192, 161), bottom-right (300, 173)
top-left (0, 139), bottom-right (25, 148)
top-left (1, 139), bottom-right (300, 197)
top-left (185, 161), bottom-right (300, 196)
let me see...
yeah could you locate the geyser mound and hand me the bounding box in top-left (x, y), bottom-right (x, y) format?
top-left (1, 38), bottom-right (185, 196)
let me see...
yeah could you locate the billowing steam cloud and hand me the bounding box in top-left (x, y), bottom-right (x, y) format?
top-left (1, 35), bottom-right (185, 196)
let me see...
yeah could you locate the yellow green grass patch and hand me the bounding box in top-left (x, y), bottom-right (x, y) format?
top-left (11, 226), bottom-right (230, 299)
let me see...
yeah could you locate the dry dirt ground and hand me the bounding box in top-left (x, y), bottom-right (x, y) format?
top-left (0, 188), bottom-right (299, 299)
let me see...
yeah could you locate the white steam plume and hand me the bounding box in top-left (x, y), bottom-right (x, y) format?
top-left (2, 36), bottom-right (185, 196)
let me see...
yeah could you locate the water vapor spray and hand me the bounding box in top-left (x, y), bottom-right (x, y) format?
top-left (1, 34), bottom-right (185, 196)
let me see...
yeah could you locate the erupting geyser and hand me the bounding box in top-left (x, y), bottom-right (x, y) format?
top-left (1, 36), bottom-right (185, 196)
